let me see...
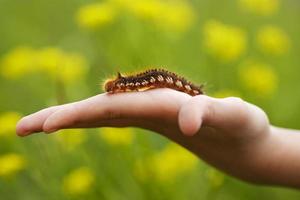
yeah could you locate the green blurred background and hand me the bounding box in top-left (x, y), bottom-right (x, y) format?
top-left (0, 0), bottom-right (300, 199)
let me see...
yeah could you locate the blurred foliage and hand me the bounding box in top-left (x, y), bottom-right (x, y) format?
top-left (0, 0), bottom-right (300, 199)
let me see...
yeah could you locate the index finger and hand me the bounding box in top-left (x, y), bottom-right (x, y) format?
top-left (16, 88), bottom-right (190, 136)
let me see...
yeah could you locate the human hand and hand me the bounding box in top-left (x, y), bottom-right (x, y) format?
top-left (16, 89), bottom-right (298, 187)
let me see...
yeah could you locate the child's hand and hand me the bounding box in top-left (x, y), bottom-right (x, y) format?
top-left (16, 89), bottom-right (300, 188)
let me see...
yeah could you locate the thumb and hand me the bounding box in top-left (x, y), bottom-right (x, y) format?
top-left (178, 96), bottom-right (250, 136)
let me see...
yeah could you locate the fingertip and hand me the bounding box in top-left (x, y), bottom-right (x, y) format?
top-left (179, 116), bottom-right (202, 136)
top-left (178, 99), bottom-right (203, 136)
top-left (15, 106), bottom-right (64, 137)
top-left (16, 116), bottom-right (33, 137)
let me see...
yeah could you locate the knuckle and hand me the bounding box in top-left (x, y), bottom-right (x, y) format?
top-left (224, 97), bottom-right (243, 103)
top-left (225, 97), bottom-right (250, 124)
top-left (225, 97), bottom-right (246, 108)
top-left (190, 95), bottom-right (208, 110)
top-left (191, 95), bottom-right (214, 119)
top-left (192, 95), bottom-right (210, 105)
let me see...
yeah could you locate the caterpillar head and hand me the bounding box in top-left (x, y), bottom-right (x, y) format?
top-left (103, 72), bottom-right (123, 93)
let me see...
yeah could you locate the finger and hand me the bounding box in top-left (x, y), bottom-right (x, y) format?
top-left (16, 105), bottom-right (64, 136)
top-left (43, 89), bottom-right (190, 133)
top-left (178, 95), bottom-right (211, 136)
top-left (178, 96), bottom-right (250, 136)
top-left (45, 118), bottom-right (162, 134)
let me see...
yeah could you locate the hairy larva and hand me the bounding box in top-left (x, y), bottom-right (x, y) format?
top-left (103, 68), bottom-right (204, 96)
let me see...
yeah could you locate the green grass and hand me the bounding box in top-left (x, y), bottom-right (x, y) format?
top-left (0, 0), bottom-right (300, 199)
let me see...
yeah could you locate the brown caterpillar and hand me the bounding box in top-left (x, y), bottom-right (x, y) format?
top-left (103, 69), bottom-right (204, 96)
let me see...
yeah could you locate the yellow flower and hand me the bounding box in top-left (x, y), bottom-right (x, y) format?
top-left (212, 90), bottom-right (241, 98)
top-left (99, 128), bottom-right (134, 145)
top-left (1, 46), bottom-right (88, 84)
top-left (239, 0), bottom-right (279, 16)
top-left (0, 46), bottom-right (37, 79)
top-left (205, 168), bottom-right (225, 188)
top-left (146, 143), bottom-right (198, 181)
top-left (0, 153), bottom-right (26, 177)
top-left (63, 167), bottom-right (94, 195)
top-left (56, 53), bottom-right (88, 84)
top-left (54, 129), bottom-right (86, 150)
top-left (0, 112), bottom-right (22, 137)
top-left (37, 47), bottom-right (89, 84)
top-left (256, 25), bottom-right (290, 55)
top-left (157, 1), bottom-right (195, 32)
top-left (239, 60), bottom-right (278, 97)
top-left (123, 0), bottom-right (163, 19)
top-left (76, 2), bottom-right (117, 29)
top-left (36, 47), bottom-right (63, 71)
top-left (203, 20), bottom-right (247, 62)
top-left (111, 0), bottom-right (195, 32)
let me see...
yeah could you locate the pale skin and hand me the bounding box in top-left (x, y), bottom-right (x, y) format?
top-left (16, 89), bottom-right (300, 188)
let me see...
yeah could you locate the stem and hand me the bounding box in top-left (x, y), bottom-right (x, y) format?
top-left (55, 78), bottom-right (67, 104)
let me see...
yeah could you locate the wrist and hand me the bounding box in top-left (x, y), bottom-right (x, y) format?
top-left (244, 126), bottom-right (300, 187)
